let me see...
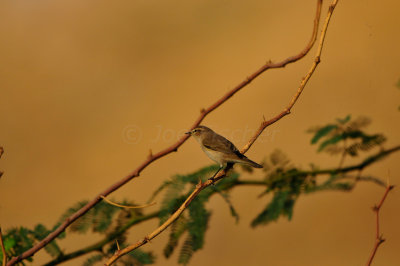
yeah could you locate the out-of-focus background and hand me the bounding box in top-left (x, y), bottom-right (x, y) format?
top-left (1, 0), bottom-right (399, 265)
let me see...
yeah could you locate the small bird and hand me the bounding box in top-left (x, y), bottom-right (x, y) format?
top-left (186, 126), bottom-right (262, 180)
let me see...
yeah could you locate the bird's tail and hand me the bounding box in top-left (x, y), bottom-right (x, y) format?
top-left (238, 156), bottom-right (263, 168)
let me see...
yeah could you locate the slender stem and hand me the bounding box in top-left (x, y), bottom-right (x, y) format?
top-left (366, 185), bottom-right (394, 266)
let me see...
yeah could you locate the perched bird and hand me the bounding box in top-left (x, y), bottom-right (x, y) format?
top-left (186, 126), bottom-right (262, 180)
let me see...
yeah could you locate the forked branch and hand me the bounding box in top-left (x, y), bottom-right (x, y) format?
top-left (366, 184), bottom-right (394, 266)
top-left (105, 1), bottom-right (339, 264)
top-left (7, 1), bottom-right (325, 265)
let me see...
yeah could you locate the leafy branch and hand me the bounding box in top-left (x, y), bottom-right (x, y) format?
top-left (6, 1), bottom-right (324, 265)
top-left (49, 145), bottom-right (400, 265)
top-left (2, 141), bottom-right (398, 265)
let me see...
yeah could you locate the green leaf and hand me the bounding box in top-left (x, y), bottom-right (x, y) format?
top-left (3, 227), bottom-right (35, 262)
top-left (164, 215), bottom-right (188, 258)
top-left (4, 237), bottom-right (16, 250)
top-left (336, 114), bottom-right (351, 124)
top-left (32, 224), bottom-right (62, 258)
top-left (187, 195), bottom-right (210, 251)
top-left (251, 190), bottom-right (295, 227)
top-left (92, 201), bottom-right (120, 233)
top-left (311, 124), bottom-right (337, 144)
top-left (178, 236), bottom-right (194, 266)
top-left (318, 134), bottom-right (343, 152)
top-left (128, 249), bottom-right (155, 265)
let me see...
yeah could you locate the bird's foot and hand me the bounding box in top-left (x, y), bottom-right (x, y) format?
top-left (208, 176), bottom-right (216, 186)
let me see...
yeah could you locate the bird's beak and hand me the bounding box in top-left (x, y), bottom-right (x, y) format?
top-left (185, 131), bottom-right (192, 135)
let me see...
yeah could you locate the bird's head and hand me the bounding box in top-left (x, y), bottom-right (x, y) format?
top-left (185, 125), bottom-right (213, 140)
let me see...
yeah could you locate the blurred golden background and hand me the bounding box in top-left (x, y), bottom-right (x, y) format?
top-left (1, 0), bottom-right (399, 265)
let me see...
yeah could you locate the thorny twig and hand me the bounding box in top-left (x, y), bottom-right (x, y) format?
top-left (366, 184), bottom-right (394, 266)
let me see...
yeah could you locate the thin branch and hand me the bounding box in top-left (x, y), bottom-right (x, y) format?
top-left (242, 0), bottom-right (338, 153)
top-left (42, 144), bottom-right (400, 265)
top-left (0, 227), bottom-right (6, 266)
top-left (7, 1), bottom-right (324, 265)
top-left (100, 196), bottom-right (156, 209)
top-left (366, 184), bottom-right (394, 266)
top-left (105, 1), bottom-right (338, 264)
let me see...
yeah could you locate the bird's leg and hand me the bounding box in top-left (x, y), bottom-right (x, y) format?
top-left (208, 165), bottom-right (224, 184)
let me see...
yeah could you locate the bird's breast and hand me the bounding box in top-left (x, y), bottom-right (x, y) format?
top-left (201, 146), bottom-right (225, 166)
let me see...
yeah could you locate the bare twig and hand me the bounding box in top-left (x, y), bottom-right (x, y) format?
top-left (100, 196), bottom-right (156, 209)
top-left (242, 0), bottom-right (338, 153)
top-left (0, 227), bottom-right (6, 266)
top-left (366, 184), bottom-right (394, 266)
top-left (105, 1), bottom-right (339, 264)
top-left (6, 2), bottom-right (324, 265)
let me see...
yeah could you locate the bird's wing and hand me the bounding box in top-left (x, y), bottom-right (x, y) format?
top-left (202, 133), bottom-right (244, 158)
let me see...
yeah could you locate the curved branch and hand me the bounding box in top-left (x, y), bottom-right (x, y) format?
top-left (7, 1), bottom-right (324, 265)
top-left (105, 1), bottom-right (338, 264)
top-left (100, 196), bottom-right (156, 209)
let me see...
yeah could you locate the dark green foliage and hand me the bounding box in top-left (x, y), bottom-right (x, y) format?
top-left (106, 244), bottom-right (155, 266)
top-left (251, 151), bottom-right (306, 226)
top-left (1, 227), bottom-right (34, 263)
top-left (153, 165), bottom-right (239, 265)
top-left (158, 165), bottom-right (219, 225)
top-left (56, 200), bottom-right (131, 236)
top-left (83, 254), bottom-right (104, 266)
top-left (250, 143), bottom-right (377, 227)
top-left (128, 249), bottom-right (155, 265)
top-left (308, 115), bottom-right (386, 156)
top-left (56, 200), bottom-right (90, 233)
top-left (178, 236), bottom-right (194, 266)
top-left (164, 215), bottom-right (188, 258)
top-left (252, 190), bottom-right (295, 227)
top-left (311, 124), bottom-right (338, 144)
top-left (32, 224), bottom-right (62, 258)
top-left (187, 194), bottom-right (210, 251)
top-left (0, 225), bottom-right (63, 263)
top-left (305, 174), bottom-right (354, 193)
